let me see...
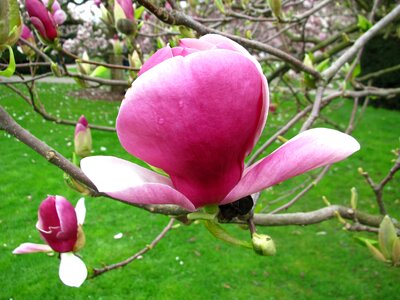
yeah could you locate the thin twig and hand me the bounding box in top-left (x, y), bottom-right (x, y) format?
top-left (92, 218), bottom-right (175, 277)
top-left (322, 4), bottom-right (400, 81)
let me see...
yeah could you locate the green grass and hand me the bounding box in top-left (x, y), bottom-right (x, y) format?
top-left (0, 83), bottom-right (399, 299)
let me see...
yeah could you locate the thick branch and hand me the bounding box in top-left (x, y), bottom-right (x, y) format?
top-left (253, 205), bottom-right (398, 229)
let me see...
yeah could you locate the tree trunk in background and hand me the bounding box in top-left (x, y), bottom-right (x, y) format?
top-left (109, 54), bottom-right (126, 95)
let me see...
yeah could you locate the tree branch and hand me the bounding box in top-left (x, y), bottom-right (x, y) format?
top-left (322, 4), bottom-right (400, 81)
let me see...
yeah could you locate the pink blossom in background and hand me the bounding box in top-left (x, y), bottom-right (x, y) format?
top-left (25, 0), bottom-right (58, 41)
top-left (81, 34), bottom-right (360, 211)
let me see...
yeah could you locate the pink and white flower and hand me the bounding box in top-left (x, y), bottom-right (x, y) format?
top-left (81, 34), bottom-right (360, 211)
top-left (13, 196), bottom-right (87, 287)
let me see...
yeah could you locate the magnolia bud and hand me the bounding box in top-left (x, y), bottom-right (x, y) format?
top-left (267, 0), bottom-right (282, 19)
top-left (26, 0), bottom-right (58, 43)
top-left (74, 115), bottom-right (92, 158)
top-left (252, 233), bottom-right (276, 256)
top-left (114, 0), bottom-right (136, 35)
top-left (37, 195), bottom-right (78, 253)
top-left (116, 18), bottom-right (137, 36)
top-left (379, 215), bottom-right (397, 259)
top-left (19, 25), bottom-right (36, 58)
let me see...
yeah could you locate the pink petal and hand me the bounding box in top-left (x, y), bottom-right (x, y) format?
top-left (53, 9), bottom-right (67, 25)
top-left (117, 50), bottom-right (264, 207)
top-left (197, 34), bottom-right (269, 155)
top-left (38, 196), bottom-right (78, 253)
top-left (13, 243), bottom-right (52, 254)
top-left (200, 34), bottom-right (262, 72)
top-left (223, 128), bottom-right (360, 203)
top-left (138, 45), bottom-right (174, 76)
top-left (55, 196), bottom-right (78, 240)
top-left (179, 38), bottom-right (216, 50)
top-left (80, 156), bottom-right (196, 211)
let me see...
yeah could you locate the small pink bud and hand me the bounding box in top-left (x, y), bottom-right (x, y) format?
top-left (74, 115), bottom-right (92, 157)
top-left (37, 196), bottom-right (78, 253)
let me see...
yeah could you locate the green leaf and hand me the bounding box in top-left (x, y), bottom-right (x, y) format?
top-left (0, 46), bottom-right (16, 77)
top-left (214, 0), bottom-right (225, 14)
top-left (365, 240), bottom-right (387, 262)
top-left (179, 26), bottom-right (195, 38)
top-left (204, 220), bottom-right (252, 249)
top-left (90, 66), bottom-right (110, 78)
top-left (379, 215), bottom-right (397, 259)
top-left (135, 6), bottom-right (145, 19)
top-left (357, 15), bottom-right (372, 32)
top-left (352, 64), bottom-right (361, 78)
top-left (354, 236), bottom-right (379, 248)
top-left (316, 58), bottom-right (330, 72)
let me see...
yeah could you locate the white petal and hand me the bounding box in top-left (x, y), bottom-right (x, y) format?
top-left (59, 252), bottom-right (87, 287)
top-left (75, 197), bottom-right (86, 225)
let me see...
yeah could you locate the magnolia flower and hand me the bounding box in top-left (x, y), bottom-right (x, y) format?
top-left (81, 34), bottom-right (360, 211)
top-left (25, 0), bottom-right (58, 42)
top-left (74, 115), bottom-right (92, 158)
top-left (13, 196), bottom-right (87, 287)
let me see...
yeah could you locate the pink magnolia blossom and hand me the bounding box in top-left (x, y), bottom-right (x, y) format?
top-left (13, 196), bottom-right (87, 287)
top-left (81, 34), bottom-right (360, 211)
top-left (25, 0), bottom-right (58, 42)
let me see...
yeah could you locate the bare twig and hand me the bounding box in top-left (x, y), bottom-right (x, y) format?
top-left (269, 165), bottom-right (331, 214)
top-left (322, 4), bottom-right (400, 81)
top-left (300, 84), bottom-right (325, 131)
top-left (136, 0), bottom-right (322, 78)
top-left (92, 218), bottom-right (175, 277)
top-left (360, 153), bottom-right (400, 215)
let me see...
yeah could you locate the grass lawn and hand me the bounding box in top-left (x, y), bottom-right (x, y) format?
top-left (0, 83), bottom-right (399, 299)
